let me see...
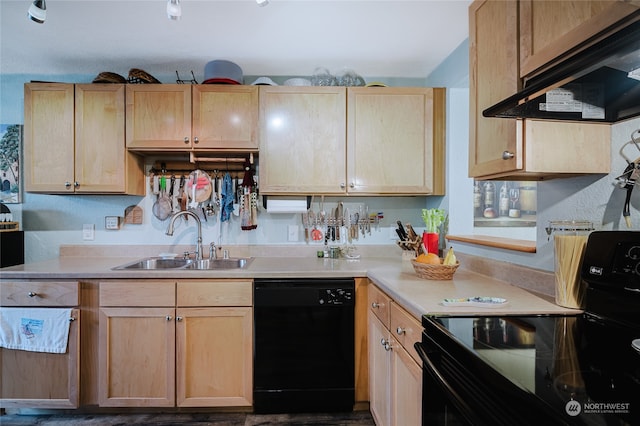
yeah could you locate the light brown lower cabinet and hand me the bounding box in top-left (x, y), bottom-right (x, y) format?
top-left (98, 280), bottom-right (252, 408)
top-left (0, 281), bottom-right (80, 408)
top-left (368, 284), bottom-right (422, 426)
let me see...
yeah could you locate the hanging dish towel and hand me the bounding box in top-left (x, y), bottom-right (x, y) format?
top-left (0, 308), bottom-right (72, 353)
top-left (220, 172), bottom-right (234, 222)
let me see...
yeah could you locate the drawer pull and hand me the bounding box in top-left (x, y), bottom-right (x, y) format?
top-left (27, 292), bottom-right (38, 298)
top-left (396, 326), bottom-right (406, 335)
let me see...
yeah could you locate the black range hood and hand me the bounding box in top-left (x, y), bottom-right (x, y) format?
top-left (483, 16), bottom-right (640, 123)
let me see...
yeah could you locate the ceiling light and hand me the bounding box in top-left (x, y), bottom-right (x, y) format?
top-left (167, 0), bottom-right (181, 20)
top-left (28, 0), bottom-right (46, 24)
top-left (256, 0), bottom-right (269, 7)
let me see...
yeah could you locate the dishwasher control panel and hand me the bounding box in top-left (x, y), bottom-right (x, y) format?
top-left (319, 288), bottom-right (353, 305)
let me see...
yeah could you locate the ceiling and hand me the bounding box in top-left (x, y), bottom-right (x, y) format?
top-left (0, 0), bottom-right (471, 83)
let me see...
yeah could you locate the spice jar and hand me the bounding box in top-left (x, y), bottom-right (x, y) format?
top-left (546, 220), bottom-right (594, 309)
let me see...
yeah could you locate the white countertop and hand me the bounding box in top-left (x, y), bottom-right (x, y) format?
top-left (0, 254), bottom-right (580, 320)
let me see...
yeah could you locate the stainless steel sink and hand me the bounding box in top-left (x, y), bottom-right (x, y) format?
top-left (112, 257), bottom-right (252, 270)
top-left (185, 258), bottom-right (253, 270)
top-left (112, 257), bottom-right (193, 270)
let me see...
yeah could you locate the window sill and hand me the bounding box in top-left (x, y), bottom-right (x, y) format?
top-left (446, 234), bottom-right (536, 253)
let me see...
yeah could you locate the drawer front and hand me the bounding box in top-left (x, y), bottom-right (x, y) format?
top-left (390, 302), bottom-right (423, 365)
top-left (1, 281), bottom-right (79, 306)
top-left (176, 280), bottom-right (252, 307)
top-left (368, 284), bottom-right (391, 329)
top-left (99, 281), bottom-right (175, 307)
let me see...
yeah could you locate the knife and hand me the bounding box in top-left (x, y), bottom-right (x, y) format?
top-left (397, 220), bottom-right (408, 240)
top-left (406, 223), bottom-right (418, 241)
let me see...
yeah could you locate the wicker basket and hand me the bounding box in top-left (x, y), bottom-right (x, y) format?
top-left (411, 259), bottom-right (460, 280)
top-left (93, 71), bottom-right (127, 83)
top-left (127, 68), bottom-right (161, 84)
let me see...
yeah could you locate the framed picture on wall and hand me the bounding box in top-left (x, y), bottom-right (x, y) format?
top-left (0, 124), bottom-right (22, 204)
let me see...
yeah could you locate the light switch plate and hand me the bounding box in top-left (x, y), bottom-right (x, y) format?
top-left (82, 224), bottom-right (95, 241)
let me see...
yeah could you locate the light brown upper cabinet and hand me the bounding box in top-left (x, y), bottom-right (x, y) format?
top-left (126, 85), bottom-right (258, 151)
top-left (24, 83), bottom-right (144, 194)
top-left (347, 87), bottom-right (445, 195)
top-left (259, 86), bottom-right (445, 195)
top-left (258, 86), bottom-right (348, 194)
top-left (469, 0), bottom-right (612, 180)
top-left (520, 0), bottom-right (640, 78)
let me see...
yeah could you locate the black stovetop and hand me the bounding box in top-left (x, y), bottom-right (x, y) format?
top-left (429, 311), bottom-right (639, 425)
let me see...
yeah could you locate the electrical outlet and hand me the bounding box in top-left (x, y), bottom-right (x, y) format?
top-left (105, 216), bottom-right (121, 230)
top-left (82, 224), bottom-right (95, 241)
top-left (287, 225), bottom-right (299, 242)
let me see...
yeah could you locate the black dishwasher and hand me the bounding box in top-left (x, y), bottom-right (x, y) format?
top-left (253, 278), bottom-right (355, 414)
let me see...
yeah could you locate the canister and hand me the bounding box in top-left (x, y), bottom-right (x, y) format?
top-left (546, 220), bottom-right (593, 309)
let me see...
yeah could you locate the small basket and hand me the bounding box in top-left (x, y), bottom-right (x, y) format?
top-left (411, 259), bottom-right (460, 280)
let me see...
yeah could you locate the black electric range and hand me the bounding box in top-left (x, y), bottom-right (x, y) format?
top-left (415, 231), bottom-right (640, 426)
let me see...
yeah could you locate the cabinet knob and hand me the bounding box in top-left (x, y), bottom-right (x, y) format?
top-left (502, 150), bottom-right (515, 160)
top-left (74, 181), bottom-right (80, 188)
top-left (396, 326), bottom-right (405, 335)
top-left (165, 315), bottom-right (173, 321)
top-left (193, 137), bottom-right (199, 144)
top-left (183, 137), bottom-right (190, 144)
top-left (176, 316), bottom-right (183, 322)
top-left (65, 181), bottom-right (72, 188)
top-left (371, 302), bottom-right (381, 309)
top-left (27, 291), bottom-right (38, 298)
top-left (340, 183), bottom-right (346, 189)
top-left (349, 182), bottom-right (355, 188)
top-left (380, 338), bottom-right (392, 351)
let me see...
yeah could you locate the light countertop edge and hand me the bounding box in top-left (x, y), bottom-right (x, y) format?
top-left (0, 255), bottom-right (581, 321)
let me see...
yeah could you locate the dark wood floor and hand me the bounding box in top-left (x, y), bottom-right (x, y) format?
top-left (0, 410), bottom-right (376, 425)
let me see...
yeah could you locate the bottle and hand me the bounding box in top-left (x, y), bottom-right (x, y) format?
top-left (473, 181), bottom-right (483, 217)
top-left (499, 182), bottom-right (509, 217)
top-left (483, 182), bottom-right (496, 218)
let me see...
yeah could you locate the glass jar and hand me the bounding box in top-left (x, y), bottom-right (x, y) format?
top-left (546, 220), bottom-right (594, 309)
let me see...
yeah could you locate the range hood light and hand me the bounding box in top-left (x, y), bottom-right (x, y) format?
top-left (628, 67), bottom-right (640, 81)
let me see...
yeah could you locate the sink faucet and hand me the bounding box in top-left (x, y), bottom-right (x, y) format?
top-left (209, 242), bottom-right (217, 260)
top-left (166, 211), bottom-right (203, 260)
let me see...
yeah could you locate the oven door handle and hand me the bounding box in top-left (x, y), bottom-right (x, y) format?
top-left (414, 341), bottom-right (488, 426)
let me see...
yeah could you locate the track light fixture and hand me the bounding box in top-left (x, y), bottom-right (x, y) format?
top-left (167, 0), bottom-right (182, 20)
top-left (256, 0), bottom-right (269, 7)
top-left (28, 0), bottom-right (46, 24)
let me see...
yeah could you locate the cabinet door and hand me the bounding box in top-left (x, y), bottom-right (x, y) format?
top-left (391, 340), bottom-right (422, 426)
top-left (176, 307), bottom-right (252, 407)
top-left (23, 83), bottom-right (75, 192)
top-left (0, 309), bottom-right (80, 408)
top-left (369, 312), bottom-right (391, 426)
top-left (258, 86), bottom-right (347, 194)
top-left (75, 84), bottom-right (126, 192)
top-left (469, 0), bottom-right (520, 178)
top-left (192, 86), bottom-right (258, 150)
top-left (347, 87), bottom-right (445, 195)
top-left (98, 307), bottom-right (175, 407)
top-left (520, 0), bottom-right (640, 77)
top-left (126, 85), bottom-right (191, 150)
